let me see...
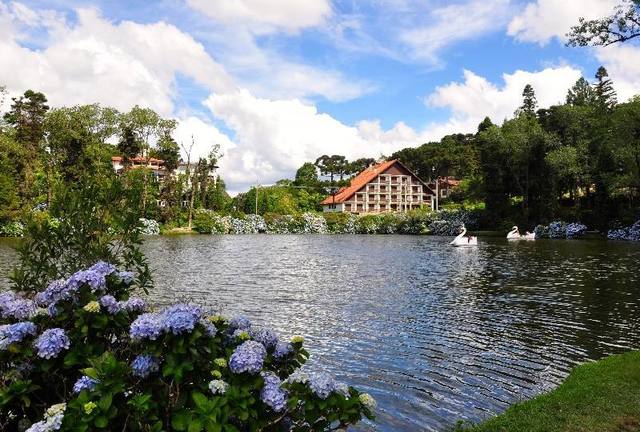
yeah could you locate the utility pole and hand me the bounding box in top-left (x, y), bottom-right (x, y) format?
top-left (255, 180), bottom-right (259, 215)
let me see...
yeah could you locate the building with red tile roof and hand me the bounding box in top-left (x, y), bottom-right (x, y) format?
top-left (321, 159), bottom-right (435, 213)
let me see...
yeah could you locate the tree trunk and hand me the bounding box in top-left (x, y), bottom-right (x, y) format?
top-left (187, 165), bottom-right (198, 229)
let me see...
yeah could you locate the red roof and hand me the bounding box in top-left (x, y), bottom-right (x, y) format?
top-left (321, 159), bottom-right (433, 205)
top-left (111, 156), bottom-right (165, 165)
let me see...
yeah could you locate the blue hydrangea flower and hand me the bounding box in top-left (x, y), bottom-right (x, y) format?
top-left (35, 279), bottom-right (74, 307)
top-left (66, 261), bottom-right (116, 292)
top-left (73, 376), bottom-right (99, 393)
top-left (0, 321), bottom-right (37, 349)
top-left (116, 271), bottom-right (135, 285)
top-left (200, 319), bottom-right (217, 337)
top-left (309, 372), bottom-right (337, 399)
top-left (130, 313), bottom-right (163, 340)
top-left (229, 315), bottom-right (251, 330)
top-left (335, 382), bottom-right (350, 397)
top-left (99, 295), bottom-right (121, 314)
top-left (121, 297), bottom-right (146, 313)
top-left (0, 291), bottom-right (18, 304)
top-left (34, 328), bottom-right (70, 359)
top-left (274, 342), bottom-right (293, 359)
top-left (250, 327), bottom-right (278, 350)
top-left (229, 340), bottom-right (266, 374)
top-left (162, 304), bottom-right (202, 335)
top-left (0, 294), bottom-right (36, 320)
top-left (47, 304), bottom-right (58, 317)
top-left (286, 369), bottom-right (309, 384)
top-left (131, 354), bottom-right (160, 378)
top-left (25, 402), bottom-right (66, 432)
top-left (260, 372), bottom-right (288, 412)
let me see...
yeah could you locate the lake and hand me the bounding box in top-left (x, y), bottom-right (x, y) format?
top-left (1, 235), bottom-right (639, 431)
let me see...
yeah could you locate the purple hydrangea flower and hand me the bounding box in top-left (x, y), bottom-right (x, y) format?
top-left (34, 328), bottom-right (70, 359)
top-left (229, 315), bottom-right (251, 330)
top-left (309, 372), bottom-right (337, 399)
top-left (229, 340), bottom-right (266, 374)
top-left (0, 293), bottom-right (36, 320)
top-left (0, 321), bottom-right (37, 349)
top-left (130, 313), bottom-right (164, 341)
top-left (250, 327), bottom-right (279, 350)
top-left (73, 376), bottom-right (99, 393)
top-left (260, 372), bottom-right (288, 412)
top-left (162, 304), bottom-right (202, 335)
top-left (99, 295), bottom-right (121, 314)
top-left (131, 354), bottom-right (160, 378)
top-left (274, 342), bottom-right (293, 359)
top-left (116, 271), bottom-right (135, 285)
top-left (121, 297), bottom-right (146, 313)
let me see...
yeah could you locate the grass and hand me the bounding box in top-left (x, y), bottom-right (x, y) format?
top-left (455, 351), bottom-right (640, 432)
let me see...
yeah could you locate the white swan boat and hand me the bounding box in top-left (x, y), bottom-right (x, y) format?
top-left (507, 226), bottom-right (535, 240)
top-left (451, 226), bottom-right (477, 247)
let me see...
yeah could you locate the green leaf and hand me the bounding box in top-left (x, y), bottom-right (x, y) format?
top-left (172, 411), bottom-right (191, 431)
top-left (192, 392), bottom-right (209, 411)
top-left (94, 416), bottom-right (108, 428)
top-left (188, 419), bottom-right (203, 432)
top-left (98, 393), bottom-right (112, 411)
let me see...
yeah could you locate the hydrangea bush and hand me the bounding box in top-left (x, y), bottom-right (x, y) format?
top-left (0, 263), bottom-right (374, 431)
top-left (138, 218), bottom-right (160, 236)
top-left (607, 220), bottom-right (640, 241)
top-left (192, 209), bottom-right (481, 236)
top-left (534, 221), bottom-right (588, 239)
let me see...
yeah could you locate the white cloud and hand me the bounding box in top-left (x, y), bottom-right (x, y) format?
top-left (185, 0), bottom-right (332, 34)
top-left (507, 0), bottom-right (618, 44)
top-left (400, 0), bottom-right (513, 63)
top-left (0, 3), bottom-right (234, 116)
top-left (594, 45), bottom-right (640, 102)
top-left (204, 89), bottom-right (427, 190)
top-left (427, 66), bottom-right (582, 127)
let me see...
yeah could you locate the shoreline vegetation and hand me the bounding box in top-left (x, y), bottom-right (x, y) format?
top-left (454, 351), bottom-right (640, 432)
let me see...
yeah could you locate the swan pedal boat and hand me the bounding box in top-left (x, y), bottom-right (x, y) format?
top-left (451, 227), bottom-right (478, 247)
top-left (507, 226), bottom-right (536, 240)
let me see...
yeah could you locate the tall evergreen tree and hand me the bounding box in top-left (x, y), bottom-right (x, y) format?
top-left (566, 77), bottom-right (597, 106)
top-left (594, 66), bottom-right (617, 109)
top-left (517, 84), bottom-right (538, 116)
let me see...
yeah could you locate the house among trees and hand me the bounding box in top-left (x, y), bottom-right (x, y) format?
top-left (321, 159), bottom-right (436, 213)
top-left (111, 156), bottom-right (218, 185)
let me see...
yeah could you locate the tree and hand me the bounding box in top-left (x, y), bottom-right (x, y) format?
top-left (294, 162), bottom-right (320, 189)
top-left (477, 117), bottom-right (494, 133)
top-left (516, 84), bottom-right (538, 117)
top-left (594, 66), bottom-right (617, 110)
top-left (566, 77), bottom-right (597, 106)
top-left (349, 158), bottom-right (376, 174)
top-left (314, 155), bottom-right (350, 190)
top-left (154, 133), bottom-right (180, 173)
top-left (567, 0), bottom-right (640, 46)
top-left (197, 145), bottom-right (222, 208)
top-left (118, 127), bottom-right (142, 167)
top-left (3, 90), bottom-right (49, 201)
top-left (180, 136), bottom-right (199, 229)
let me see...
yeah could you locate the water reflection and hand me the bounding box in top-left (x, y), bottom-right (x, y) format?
top-left (1, 235), bottom-right (639, 431)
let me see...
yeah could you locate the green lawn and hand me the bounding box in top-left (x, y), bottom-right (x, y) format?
top-left (455, 351), bottom-right (640, 432)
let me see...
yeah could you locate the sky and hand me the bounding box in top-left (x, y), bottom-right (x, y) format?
top-left (1, 0), bottom-right (639, 193)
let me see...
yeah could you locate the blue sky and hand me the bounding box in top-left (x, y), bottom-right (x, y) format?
top-left (1, 0), bottom-right (638, 192)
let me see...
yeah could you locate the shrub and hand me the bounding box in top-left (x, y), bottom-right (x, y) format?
top-left (192, 210), bottom-right (228, 234)
top-left (534, 221), bottom-right (588, 239)
top-left (0, 263), bottom-right (375, 431)
top-left (0, 221), bottom-right (24, 237)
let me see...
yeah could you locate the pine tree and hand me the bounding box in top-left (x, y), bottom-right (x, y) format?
top-left (477, 116), bottom-right (494, 133)
top-left (517, 84), bottom-right (538, 116)
top-left (566, 77), bottom-right (596, 106)
top-left (594, 66), bottom-right (617, 109)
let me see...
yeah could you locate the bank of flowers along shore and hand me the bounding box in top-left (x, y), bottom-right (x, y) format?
top-left (0, 262), bottom-right (375, 431)
top-left (192, 208), bottom-right (480, 236)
